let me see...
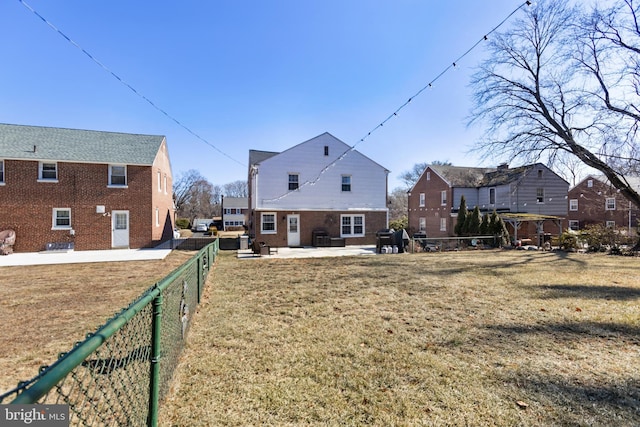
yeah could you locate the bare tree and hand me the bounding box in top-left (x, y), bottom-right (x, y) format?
top-left (224, 180), bottom-right (248, 197)
top-left (173, 169), bottom-right (221, 221)
top-left (388, 187), bottom-right (408, 222)
top-left (469, 0), bottom-right (640, 208)
top-left (173, 169), bottom-right (204, 214)
top-left (399, 161), bottom-right (452, 189)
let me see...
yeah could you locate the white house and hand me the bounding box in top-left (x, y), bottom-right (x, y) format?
top-left (221, 196), bottom-right (248, 230)
top-left (248, 133), bottom-right (389, 247)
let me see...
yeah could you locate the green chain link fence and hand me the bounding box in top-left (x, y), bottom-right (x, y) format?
top-left (0, 240), bottom-right (218, 426)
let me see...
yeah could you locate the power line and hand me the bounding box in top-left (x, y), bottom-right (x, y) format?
top-left (263, 1), bottom-right (533, 202)
top-left (17, 0), bottom-right (245, 167)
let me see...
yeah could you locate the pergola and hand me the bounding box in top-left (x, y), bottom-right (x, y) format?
top-left (499, 213), bottom-right (565, 246)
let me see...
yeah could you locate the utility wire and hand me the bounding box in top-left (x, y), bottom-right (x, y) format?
top-left (17, 0), bottom-right (245, 167)
top-left (263, 0), bottom-right (533, 202)
top-left (18, 0), bottom-right (532, 195)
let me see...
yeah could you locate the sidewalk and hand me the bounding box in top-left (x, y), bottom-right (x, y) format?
top-left (0, 248), bottom-right (172, 267)
top-left (237, 245), bottom-right (378, 259)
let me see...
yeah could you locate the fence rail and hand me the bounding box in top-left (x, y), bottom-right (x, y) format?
top-left (0, 240), bottom-right (219, 426)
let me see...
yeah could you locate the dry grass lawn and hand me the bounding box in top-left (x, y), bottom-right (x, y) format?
top-left (0, 250), bottom-right (198, 395)
top-left (159, 250), bottom-right (640, 426)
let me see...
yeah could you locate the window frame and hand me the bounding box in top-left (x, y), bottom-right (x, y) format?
top-left (341, 175), bottom-right (352, 192)
top-left (52, 208), bottom-right (71, 230)
top-left (605, 197), bottom-right (616, 210)
top-left (288, 173), bottom-right (299, 191)
top-left (39, 161), bottom-right (58, 182)
top-left (0, 159), bottom-right (4, 184)
top-left (440, 217), bottom-right (447, 232)
top-left (419, 193), bottom-right (425, 207)
top-left (261, 212), bottom-right (277, 234)
top-left (108, 164), bottom-right (127, 187)
top-left (568, 220), bottom-right (579, 231)
top-left (536, 188), bottom-right (545, 204)
top-left (340, 214), bottom-right (365, 237)
top-left (489, 188), bottom-right (496, 205)
top-left (419, 217), bottom-right (426, 232)
top-left (606, 220), bottom-right (616, 228)
top-left (569, 199), bottom-right (578, 211)
top-left (440, 190), bottom-right (447, 206)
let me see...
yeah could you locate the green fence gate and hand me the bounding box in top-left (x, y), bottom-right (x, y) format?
top-left (0, 240), bottom-right (218, 426)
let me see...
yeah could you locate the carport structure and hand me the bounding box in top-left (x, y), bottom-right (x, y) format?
top-left (499, 213), bottom-right (565, 246)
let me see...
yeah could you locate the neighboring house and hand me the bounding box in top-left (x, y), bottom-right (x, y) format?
top-left (408, 163), bottom-right (569, 240)
top-left (221, 196), bottom-right (248, 231)
top-left (567, 175), bottom-right (640, 233)
top-left (248, 132), bottom-right (389, 247)
top-left (0, 123), bottom-right (175, 252)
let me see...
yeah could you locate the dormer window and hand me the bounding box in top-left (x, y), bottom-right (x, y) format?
top-left (39, 162), bottom-right (58, 181)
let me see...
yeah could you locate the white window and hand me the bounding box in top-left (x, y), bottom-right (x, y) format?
top-left (536, 188), bottom-right (544, 203)
top-left (109, 165), bottom-right (127, 186)
top-left (419, 193), bottom-right (425, 207)
top-left (155, 208), bottom-right (160, 227)
top-left (0, 159), bottom-right (4, 184)
top-left (426, 171), bottom-right (431, 181)
top-left (261, 213), bottom-right (276, 234)
top-left (164, 174), bottom-right (168, 194)
top-left (419, 217), bottom-right (426, 232)
top-left (569, 220), bottom-right (579, 230)
top-left (52, 208), bottom-right (71, 229)
top-left (342, 175), bottom-right (352, 192)
top-left (440, 190), bottom-right (447, 206)
top-left (489, 188), bottom-right (496, 205)
top-left (39, 162), bottom-right (58, 181)
top-left (606, 220), bottom-right (616, 228)
top-left (606, 198), bottom-right (616, 210)
top-left (341, 214), bottom-right (364, 237)
top-left (157, 171), bottom-right (162, 191)
top-left (587, 179), bottom-right (593, 188)
top-left (440, 217), bottom-right (447, 231)
top-left (288, 173), bottom-right (299, 191)
top-left (569, 199), bottom-right (578, 211)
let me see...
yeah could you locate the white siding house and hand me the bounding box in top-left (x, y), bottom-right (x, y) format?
top-left (248, 133), bottom-right (389, 247)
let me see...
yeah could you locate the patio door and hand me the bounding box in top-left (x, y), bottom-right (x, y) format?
top-left (112, 210), bottom-right (130, 248)
top-left (287, 214), bottom-right (300, 247)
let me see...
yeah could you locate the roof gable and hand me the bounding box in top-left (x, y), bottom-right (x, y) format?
top-left (252, 132), bottom-right (389, 173)
top-left (0, 123), bottom-right (166, 165)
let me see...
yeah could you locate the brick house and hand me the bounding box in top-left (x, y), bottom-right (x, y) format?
top-left (408, 163), bottom-right (569, 241)
top-left (0, 123), bottom-right (175, 252)
top-left (248, 133), bottom-right (389, 247)
top-left (567, 175), bottom-right (640, 233)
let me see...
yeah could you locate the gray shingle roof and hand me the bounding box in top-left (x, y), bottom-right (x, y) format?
top-left (0, 123), bottom-right (166, 165)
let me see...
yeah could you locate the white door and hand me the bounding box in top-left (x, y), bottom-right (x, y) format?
top-left (112, 210), bottom-right (130, 248)
top-left (287, 214), bottom-right (300, 247)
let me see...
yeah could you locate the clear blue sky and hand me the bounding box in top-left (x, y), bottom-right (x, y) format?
top-left (0, 0), bottom-right (526, 191)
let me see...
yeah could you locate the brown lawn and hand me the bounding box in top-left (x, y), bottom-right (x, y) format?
top-left (159, 250), bottom-right (640, 426)
top-left (0, 250), bottom-right (198, 395)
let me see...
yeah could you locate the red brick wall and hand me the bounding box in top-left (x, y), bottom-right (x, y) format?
top-left (251, 210), bottom-right (387, 247)
top-left (407, 167), bottom-right (453, 237)
top-left (568, 178), bottom-right (639, 229)
top-left (0, 159), bottom-right (165, 252)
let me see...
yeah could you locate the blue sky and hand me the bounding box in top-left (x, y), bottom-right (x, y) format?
top-left (0, 0), bottom-right (526, 191)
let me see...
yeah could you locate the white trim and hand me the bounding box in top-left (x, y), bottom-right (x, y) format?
top-left (52, 207), bottom-right (71, 230)
top-left (261, 212), bottom-right (277, 234)
top-left (340, 214), bottom-right (365, 237)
